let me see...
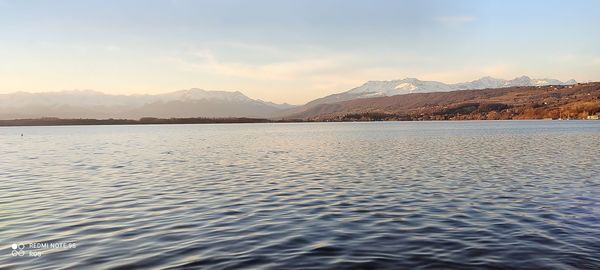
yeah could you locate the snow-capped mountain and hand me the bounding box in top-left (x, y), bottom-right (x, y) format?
top-left (305, 76), bottom-right (576, 107)
top-left (347, 76), bottom-right (575, 97)
top-left (0, 89), bottom-right (294, 119)
top-left (155, 89), bottom-right (255, 103)
top-left (347, 78), bottom-right (452, 96)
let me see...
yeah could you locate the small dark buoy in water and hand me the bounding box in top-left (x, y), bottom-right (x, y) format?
top-left (21, 133), bottom-right (23, 137)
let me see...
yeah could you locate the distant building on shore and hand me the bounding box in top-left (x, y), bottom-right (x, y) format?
top-left (587, 114), bottom-right (600, 120)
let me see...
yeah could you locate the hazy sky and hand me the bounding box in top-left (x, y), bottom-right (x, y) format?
top-left (1, 0), bottom-right (599, 104)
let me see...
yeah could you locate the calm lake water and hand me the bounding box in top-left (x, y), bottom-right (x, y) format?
top-left (1, 121), bottom-right (599, 269)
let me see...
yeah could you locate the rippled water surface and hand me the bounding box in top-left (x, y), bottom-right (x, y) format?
top-left (1, 121), bottom-right (599, 269)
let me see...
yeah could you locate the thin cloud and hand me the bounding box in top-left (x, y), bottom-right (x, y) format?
top-left (167, 47), bottom-right (347, 81)
top-left (435, 16), bottom-right (477, 26)
top-left (105, 45), bottom-right (122, 52)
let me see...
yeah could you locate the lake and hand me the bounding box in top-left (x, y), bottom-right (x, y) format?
top-left (1, 121), bottom-right (599, 269)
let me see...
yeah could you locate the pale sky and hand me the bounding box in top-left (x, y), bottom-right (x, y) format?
top-left (1, 0), bottom-right (599, 104)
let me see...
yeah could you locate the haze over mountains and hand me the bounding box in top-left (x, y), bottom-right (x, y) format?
top-left (0, 76), bottom-right (577, 120)
top-left (0, 89), bottom-right (294, 120)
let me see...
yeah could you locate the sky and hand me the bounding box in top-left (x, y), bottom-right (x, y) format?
top-left (1, 0), bottom-right (599, 104)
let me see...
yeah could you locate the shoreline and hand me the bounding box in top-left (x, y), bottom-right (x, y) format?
top-left (1, 117), bottom-right (597, 127)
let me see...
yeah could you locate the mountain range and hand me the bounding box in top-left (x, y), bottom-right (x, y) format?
top-left (0, 76), bottom-right (577, 120)
top-left (297, 76), bottom-right (576, 108)
top-left (0, 89), bottom-right (294, 120)
top-left (287, 82), bottom-right (600, 121)
top-left (275, 76), bottom-right (577, 118)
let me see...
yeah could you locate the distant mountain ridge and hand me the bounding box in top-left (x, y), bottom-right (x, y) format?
top-left (0, 89), bottom-right (295, 120)
top-left (285, 82), bottom-right (600, 121)
top-left (305, 76), bottom-right (576, 108)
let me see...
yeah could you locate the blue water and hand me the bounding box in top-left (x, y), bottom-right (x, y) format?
top-left (1, 121), bottom-right (599, 269)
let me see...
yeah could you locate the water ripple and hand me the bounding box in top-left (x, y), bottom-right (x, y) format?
top-left (1, 121), bottom-right (599, 269)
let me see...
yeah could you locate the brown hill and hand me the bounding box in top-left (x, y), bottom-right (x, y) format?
top-left (283, 82), bottom-right (600, 121)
